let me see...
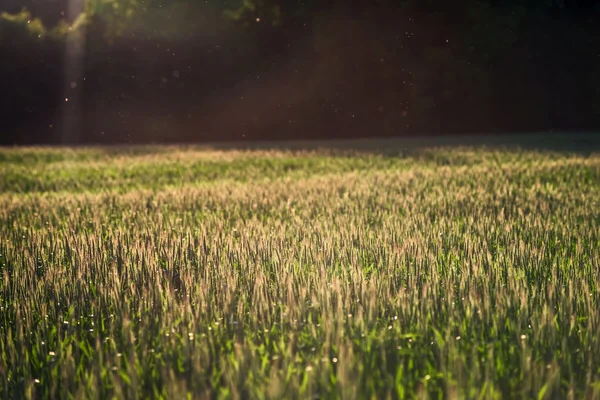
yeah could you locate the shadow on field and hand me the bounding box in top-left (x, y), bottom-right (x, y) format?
top-left (194, 133), bottom-right (600, 156)
top-left (86, 132), bottom-right (600, 158)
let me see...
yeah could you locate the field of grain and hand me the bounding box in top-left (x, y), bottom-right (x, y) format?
top-left (1, 139), bottom-right (599, 399)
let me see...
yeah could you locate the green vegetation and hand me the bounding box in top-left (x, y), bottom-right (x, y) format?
top-left (1, 140), bottom-right (599, 399)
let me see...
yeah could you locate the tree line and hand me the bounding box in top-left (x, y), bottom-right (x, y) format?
top-left (1, 0), bottom-right (599, 144)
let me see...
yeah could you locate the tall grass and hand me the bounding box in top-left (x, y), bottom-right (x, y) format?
top-left (1, 143), bottom-right (599, 399)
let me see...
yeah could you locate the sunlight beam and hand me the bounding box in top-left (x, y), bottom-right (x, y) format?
top-left (61, 0), bottom-right (86, 143)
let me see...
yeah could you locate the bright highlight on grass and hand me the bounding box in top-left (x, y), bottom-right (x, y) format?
top-left (0, 143), bottom-right (599, 399)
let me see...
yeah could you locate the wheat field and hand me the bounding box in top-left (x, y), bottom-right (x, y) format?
top-left (1, 139), bottom-right (599, 399)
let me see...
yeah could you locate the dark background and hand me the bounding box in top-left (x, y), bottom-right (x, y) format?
top-left (1, 0), bottom-right (599, 145)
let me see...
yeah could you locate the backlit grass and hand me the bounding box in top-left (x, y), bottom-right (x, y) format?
top-left (1, 139), bottom-right (599, 399)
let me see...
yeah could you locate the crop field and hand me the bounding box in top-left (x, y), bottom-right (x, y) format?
top-left (1, 138), bottom-right (599, 399)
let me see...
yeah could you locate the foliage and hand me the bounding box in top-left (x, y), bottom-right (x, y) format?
top-left (84, 0), bottom-right (145, 39)
top-left (50, 13), bottom-right (90, 40)
top-left (0, 9), bottom-right (46, 44)
top-left (224, 0), bottom-right (284, 27)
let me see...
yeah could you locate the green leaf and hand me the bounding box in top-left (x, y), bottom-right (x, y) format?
top-left (119, 370), bottom-right (131, 385)
top-left (537, 384), bottom-right (549, 400)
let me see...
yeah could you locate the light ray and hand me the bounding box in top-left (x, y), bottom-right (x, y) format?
top-left (61, 0), bottom-right (86, 143)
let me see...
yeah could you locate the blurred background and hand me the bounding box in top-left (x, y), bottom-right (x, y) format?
top-left (0, 0), bottom-right (599, 145)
